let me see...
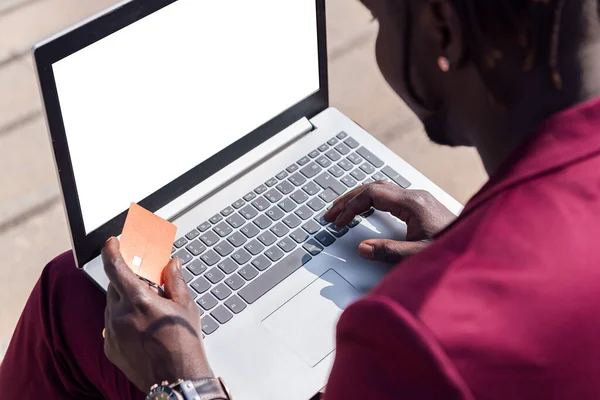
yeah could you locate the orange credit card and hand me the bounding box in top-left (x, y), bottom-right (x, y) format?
top-left (119, 203), bottom-right (177, 286)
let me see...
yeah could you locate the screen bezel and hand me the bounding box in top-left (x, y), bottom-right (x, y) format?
top-left (34, 0), bottom-right (328, 267)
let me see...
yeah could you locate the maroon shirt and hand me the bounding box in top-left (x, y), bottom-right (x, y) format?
top-left (324, 97), bottom-right (600, 399)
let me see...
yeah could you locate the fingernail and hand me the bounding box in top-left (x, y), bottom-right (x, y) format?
top-left (105, 236), bottom-right (116, 244)
top-left (174, 258), bottom-right (182, 271)
top-left (358, 243), bottom-right (374, 259)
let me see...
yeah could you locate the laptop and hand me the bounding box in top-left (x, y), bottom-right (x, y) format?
top-left (33, 0), bottom-right (462, 398)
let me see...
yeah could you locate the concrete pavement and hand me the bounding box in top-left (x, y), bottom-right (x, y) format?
top-left (0, 0), bottom-right (487, 361)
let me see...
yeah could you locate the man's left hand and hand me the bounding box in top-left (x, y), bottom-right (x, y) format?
top-left (102, 237), bottom-right (212, 393)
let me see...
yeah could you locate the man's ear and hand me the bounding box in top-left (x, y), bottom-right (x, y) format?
top-left (423, 0), bottom-right (465, 67)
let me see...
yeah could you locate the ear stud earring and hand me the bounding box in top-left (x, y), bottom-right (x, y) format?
top-left (438, 56), bottom-right (450, 72)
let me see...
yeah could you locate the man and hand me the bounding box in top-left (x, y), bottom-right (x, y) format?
top-left (3, 0), bottom-right (600, 398)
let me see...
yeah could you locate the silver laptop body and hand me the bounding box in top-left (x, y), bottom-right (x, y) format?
top-left (33, 1), bottom-right (462, 399)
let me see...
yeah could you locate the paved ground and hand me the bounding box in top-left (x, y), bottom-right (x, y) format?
top-left (0, 0), bottom-right (487, 361)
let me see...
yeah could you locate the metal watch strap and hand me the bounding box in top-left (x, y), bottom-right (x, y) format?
top-left (179, 378), bottom-right (230, 400)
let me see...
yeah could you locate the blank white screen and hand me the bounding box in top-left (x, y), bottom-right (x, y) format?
top-left (53, 0), bottom-right (320, 234)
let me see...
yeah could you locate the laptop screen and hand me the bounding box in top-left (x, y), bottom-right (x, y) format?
top-left (52, 0), bottom-right (320, 234)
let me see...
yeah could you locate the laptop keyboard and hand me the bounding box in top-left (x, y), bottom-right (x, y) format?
top-left (170, 132), bottom-right (411, 336)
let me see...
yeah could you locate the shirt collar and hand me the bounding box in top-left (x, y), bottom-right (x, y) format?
top-left (461, 96), bottom-right (600, 215)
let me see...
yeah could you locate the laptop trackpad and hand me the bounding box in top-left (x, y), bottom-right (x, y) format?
top-left (262, 270), bottom-right (362, 367)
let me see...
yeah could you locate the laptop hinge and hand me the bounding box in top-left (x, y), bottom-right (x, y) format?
top-left (156, 117), bottom-right (314, 222)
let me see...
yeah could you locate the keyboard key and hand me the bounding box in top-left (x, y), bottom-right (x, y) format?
top-left (211, 284), bottom-right (233, 301)
top-left (225, 274), bottom-right (245, 290)
top-left (328, 165), bottom-right (344, 178)
top-left (213, 222), bottom-right (233, 237)
top-left (334, 143), bottom-right (351, 155)
top-left (225, 295), bottom-right (247, 314)
top-left (318, 143), bottom-right (329, 152)
top-left (360, 163), bottom-right (376, 174)
top-left (232, 248), bottom-right (252, 265)
top-left (315, 211), bottom-right (328, 226)
top-left (185, 229), bottom-right (200, 240)
top-left (218, 258), bottom-right (238, 274)
top-left (307, 197), bottom-right (326, 211)
top-left (297, 156), bottom-right (310, 166)
top-left (303, 240), bottom-right (324, 255)
top-left (183, 268), bottom-right (194, 283)
top-left (327, 224), bottom-right (349, 238)
top-left (243, 192), bottom-right (256, 202)
top-left (336, 131), bottom-right (348, 140)
top-left (302, 181), bottom-right (321, 196)
top-left (239, 205), bottom-right (259, 220)
top-left (315, 231), bottom-right (336, 247)
top-left (252, 196), bottom-right (270, 212)
top-left (238, 248), bottom-right (312, 304)
top-left (278, 198), bottom-right (297, 213)
top-left (200, 250), bottom-right (221, 266)
top-left (221, 206), bottom-right (234, 217)
top-left (290, 229), bottom-right (309, 243)
top-left (255, 184), bottom-right (268, 194)
top-left (338, 159), bottom-right (354, 171)
top-left (295, 205), bottom-right (314, 220)
top-left (186, 240), bottom-right (206, 257)
top-left (173, 249), bottom-right (193, 265)
top-left (214, 241), bottom-right (234, 257)
top-left (244, 239), bottom-right (265, 256)
top-left (189, 287), bottom-right (198, 300)
top-left (276, 180), bottom-right (294, 195)
top-left (266, 206), bottom-right (285, 221)
top-left (174, 237), bottom-right (188, 248)
top-left (381, 166), bottom-right (412, 188)
top-left (291, 190), bottom-right (309, 204)
top-left (289, 173), bottom-right (307, 186)
top-left (300, 162), bottom-right (322, 179)
top-left (361, 207), bottom-right (376, 218)
top-left (232, 199), bottom-right (245, 209)
top-left (283, 214), bottom-right (302, 229)
top-left (302, 219), bottom-right (321, 234)
top-left (254, 214), bottom-right (272, 230)
top-left (265, 189), bottom-right (283, 203)
top-left (351, 169), bottom-right (367, 181)
top-left (241, 223), bottom-right (260, 238)
top-left (197, 293), bottom-right (218, 311)
top-left (308, 150), bottom-right (320, 158)
top-left (319, 188), bottom-right (338, 203)
top-left (315, 172), bottom-right (347, 195)
top-left (286, 164), bottom-right (299, 173)
top-left (201, 315), bottom-right (219, 335)
top-left (325, 149), bottom-right (341, 161)
top-left (238, 265), bottom-right (259, 281)
top-left (227, 231), bottom-right (247, 247)
top-left (344, 137), bottom-right (360, 149)
top-left (200, 231), bottom-right (219, 247)
top-left (327, 137), bottom-right (339, 146)
top-left (277, 238), bottom-right (296, 253)
top-left (205, 268), bottom-right (225, 284)
top-left (251, 255), bottom-right (272, 271)
top-left (211, 305), bottom-right (233, 324)
top-left (372, 172), bottom-right (387, 181)
top-left (270, 222), bottom-right (290, 237)
top-left (265, 177), bottom-right (278, 187)
top-left (341, 175), bottom-right (358, 188)
top-left (276, 171), bottom-right (289, 180)
top-left (347, 153), bottom-right (363, 165)
top-left (187, 259), bottom-right (208, 276)
top-left (209, 214), bottom-right (223, 224)
top-left (258, 231), bottom-right (277, 246)
top-left (357, 147), bottom-right (384, 168)
top-left (348, 217), bottom-right (362, 228)
top-left (197, 221), bottom-right (212, 232)
top-left (191, 276), bottom-right (211, 294)
top-left (265, 246), bottom-right (285, 261)
top-left (226, 213), bottom-right (246, 229)
top-left (316, 155), bottom-right (332, 168)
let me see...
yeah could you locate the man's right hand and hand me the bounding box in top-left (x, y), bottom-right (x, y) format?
top-left (324, 181), bottom-right (456, 263)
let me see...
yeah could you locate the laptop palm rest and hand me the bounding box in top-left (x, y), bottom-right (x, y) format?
top-left (262, 269), bottom-right (362, 367)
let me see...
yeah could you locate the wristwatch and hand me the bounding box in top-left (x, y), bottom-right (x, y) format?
top-left (146, 377), bottom-right (232, 400)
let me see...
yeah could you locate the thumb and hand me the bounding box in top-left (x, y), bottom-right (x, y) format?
top-left (163, 258), bottom-right (190, 304)
top-left (357, 239), bottom-right (429, 263)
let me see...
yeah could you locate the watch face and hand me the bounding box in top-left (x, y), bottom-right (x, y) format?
top-left (148, 387), bottom-right (177, 400)
top-left (149, 393), bottom-right (171, 400)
